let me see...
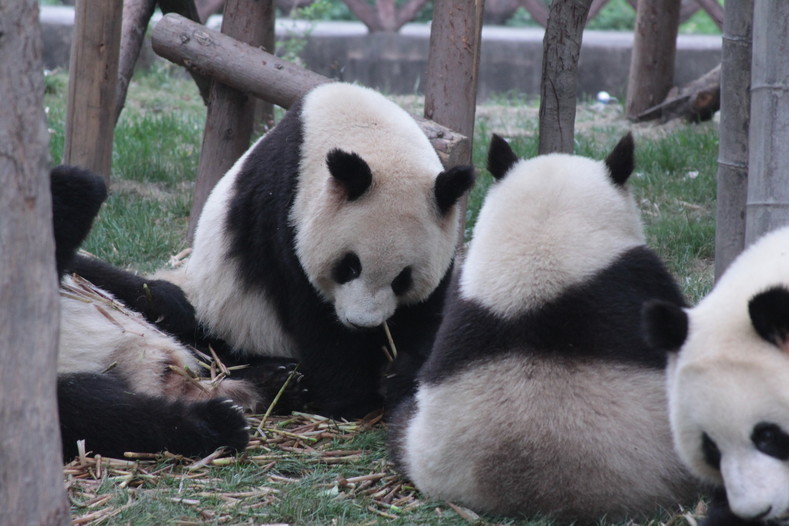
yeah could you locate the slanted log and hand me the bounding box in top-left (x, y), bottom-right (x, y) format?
top-left (151, 13), bottom-right (469, 168)
top-left (633, 64), bottom-right (721, 123)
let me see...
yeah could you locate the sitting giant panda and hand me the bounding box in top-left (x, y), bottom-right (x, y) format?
top-left (388, 134), bottom-right (700, 523)
top-left (53, 166), bottom-right (255, 460)
top-left (167, 83), bottom-right (475, 419)
top-left (643, 225), bottom-right (789, 526)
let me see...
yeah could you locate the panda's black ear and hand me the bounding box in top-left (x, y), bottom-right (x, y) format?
top-left (749, 287), bottom-right (789, 351)
top-left (326, 149), bottom-right (372, 201)
top-left (435, 165), bottom-right (475, 215)
top-left (487, 134), bottom-right (519, 180)
top-left (50, 165), bottom-right (108, 278)
top-left (605, 132), bottom-right (635, 187)
top-left (641, 299), bottom-right (689, 352)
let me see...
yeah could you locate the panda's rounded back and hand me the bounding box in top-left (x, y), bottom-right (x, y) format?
top-left (460, 151), bottom-right (645, 319)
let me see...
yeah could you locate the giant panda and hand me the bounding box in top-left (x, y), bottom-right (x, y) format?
top-left (167, 82), bottom-right (475, 419)
top-left (52, 166), bottom-right (255, 460)
top-left (388, 134), bottom-right (700, 523)
top-left (643, 225), bottom-right (789, 526)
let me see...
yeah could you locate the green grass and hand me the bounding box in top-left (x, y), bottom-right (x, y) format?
top-left (50, 68), bottom-right (718, 525)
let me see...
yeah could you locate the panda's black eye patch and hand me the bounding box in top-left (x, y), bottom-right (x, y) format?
top-left (391, 267), bottom-right (413, 296)
top-left (752, 422), bottom-right (789, 460)
top-left (332, 252), bottom-right (362, 284)
top-left (702, 432), bottom-right (721, 470)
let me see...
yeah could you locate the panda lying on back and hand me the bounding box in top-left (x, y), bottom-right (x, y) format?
top-left (643, 226), bottom-right (789, 526)
top-left (53, 166), bottom-right (254, 460)
top-left (166, 83), bottom-right (475, 418)
top-left (389, 134), bottom-right (699, 524)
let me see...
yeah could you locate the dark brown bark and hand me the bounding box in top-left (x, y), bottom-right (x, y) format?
top-left (633, 64), bottom-right (721, 123)
top-left (538, 0), bottom-right (592, 155)
top-left (62, 0), bottom-right (123, 182)
top-left (188, 0), bottom-right (274, 240)
top-left (625, 0), bottom-right (681, 118)
top-left (0, 1), bottom-right (70, 524)
top-left (424, 0), bottom-right (484, 247)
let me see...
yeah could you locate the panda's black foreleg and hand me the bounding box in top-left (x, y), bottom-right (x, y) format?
top-left (58, 373), bottom-right (249, 461)
top-left (68, 255), bottom-right (199, 342)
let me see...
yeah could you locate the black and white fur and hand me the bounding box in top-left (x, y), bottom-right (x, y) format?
top-left (166, 83), bottom-right (474, 418)
top-left (643, 225), bottom-right (789, 526)
top-left (389, 134), bottom-right (699, 523)
top-left (53, 166), bottom-right (253, 460)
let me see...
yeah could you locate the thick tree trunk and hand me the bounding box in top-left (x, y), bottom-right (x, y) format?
top-left (62, 0), bottom-right (123, 182)
top-left (0, 2), bottom-right (70, 524)
top-left (745, 1), bottom-right (789, 244)
top-left (423, 0), bottom-right (484, 245)
top-left (188, 0), bottom-right (274, 241)
top-left (538, 0), bottom-right (592, 155)
top-left (151, 14), bottom-right (470, 168)
top-left (625, 0), bottom-right (680, 118)
top-left (715, 0), bottom-right (752, 278)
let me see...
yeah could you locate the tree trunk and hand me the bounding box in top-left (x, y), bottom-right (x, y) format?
top-left (62, 0), bottom-right (123, 183)
top-left (714, 0), bottom-right (752, 278)
top-left (0, 1), bottom-right (70, 524)
top-left (115, 0), bottom-right (158, 124)
top-left (151, 14), bottom-right (470, 168)
top-left (625, 0), bottom-right (680, 119)
top-left (538, 0), bottom-right (592, 155)
top-left (423, 0), bottom-right (484, 246)
top-left (745, 1), bottom-right (789, 244)
top-left (188, 0), bottom-right (274, 241)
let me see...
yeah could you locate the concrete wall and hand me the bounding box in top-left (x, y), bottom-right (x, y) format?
top-left (41, 6), bottom-right (721, 102)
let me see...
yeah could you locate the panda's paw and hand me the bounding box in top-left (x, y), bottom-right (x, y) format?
top-left (190, 398), bottom-right (250, 454)
top-left (138, 279), bottom-right (198, 339)
top-left (230, 358), bottom-right (314, 414)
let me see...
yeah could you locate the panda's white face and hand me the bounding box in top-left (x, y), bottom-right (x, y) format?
top-left (461, 135), bottom-right (644, 319)
top-left (669, 345), bottom-right (789, 523)
top-left (291, 83), bottom-right (472, 328)
top-left (646, 226), bottom-right (789, 523)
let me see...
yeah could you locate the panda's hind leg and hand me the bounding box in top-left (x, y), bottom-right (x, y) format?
top-left (58, 373), bottom-right (250, 460)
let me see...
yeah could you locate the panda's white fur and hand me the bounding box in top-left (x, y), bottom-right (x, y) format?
top-left (391, 134), bottom-right (698, 523)
top-left (181, 82), bottom-right (458, 348)
top-left (645, 225), bottom-right (789, 524)
top-left (460, 151), bottom-right (644, 318)
top-left (165, 83), bottom-right (474, 418)
top-left (175, 143), bottom-right (298, 358)
top-left (58, 273), bottom-right (256, 405)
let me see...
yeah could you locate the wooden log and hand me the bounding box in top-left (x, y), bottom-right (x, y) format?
top-left (188, 0), bottom-right (275, 241)
top-left (63, 0), bottom-right (123, 182)
top-left (151, 13), bottom-right (469, 168)
top-left (633, 64), bottom-right (721, 123)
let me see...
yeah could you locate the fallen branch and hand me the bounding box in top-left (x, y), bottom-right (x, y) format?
top-left (151, 13), bottom-right (470, 167)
